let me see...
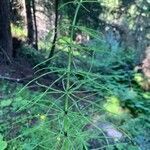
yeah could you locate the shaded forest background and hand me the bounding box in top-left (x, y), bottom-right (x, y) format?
top-left (0, 0), bottom-right (150, 149)
top-left (1, 0), bottom-right (150, 79)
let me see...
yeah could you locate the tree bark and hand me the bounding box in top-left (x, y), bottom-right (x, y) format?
top-left (25, 0), bottom-right (34, 46)
top-left (48, 0), bottom-right (59, 59)
top-left (32, 0), bottom-right (38, 50)
top-left (0, 0), bottom-right (13, 63)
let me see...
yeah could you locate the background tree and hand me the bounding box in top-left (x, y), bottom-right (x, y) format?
top-left (32, 0), bottom-right (38, 50)
top-left (25, 0), bottom-right (34, 46)
top-left (0, 0), bottom-right (13, 63)
top-left (25, 0), bottom-right (38, 49)
top-left (10, 0), bottom-right (25, 27)
top-left (48, 0), bottom-right (59, 58)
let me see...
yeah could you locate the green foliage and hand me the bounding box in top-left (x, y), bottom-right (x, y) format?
top-left (19, 45), bottom-right (45, 65)
top-left (61, 0), bottom-right (102, 29)
top-left (101, 0), bottom-right (121, 9)
top-left (104, 96), bottom-right (125, 115)
top-left (0, 134), bottom-right (7, 150)
top-left (11, 24), bottom-right (27, 39)
top-left (1, 0), bottom-right (150, 149)
top-left (0, 99), bottom-right (12, 107)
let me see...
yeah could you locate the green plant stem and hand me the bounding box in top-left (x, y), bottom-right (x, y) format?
top-left (65, 0), bottom-right (82, 114)
top-left (63, 0), bottom-right (83, 142)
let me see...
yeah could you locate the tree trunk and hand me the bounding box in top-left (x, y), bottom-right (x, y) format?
top-left (10, 0), bottom-right (25, 27)
top-left (0, 0), bottom-right (13, 63)
top-left (32, 0), bottom-right (38, 50)
top-left (25, 0), bottom-right (34, 46)
top-left (48, 0), bottom-right (59, 59)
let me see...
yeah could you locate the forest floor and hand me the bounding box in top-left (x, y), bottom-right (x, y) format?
top-left (0, 54), bottom-right (61, 90)
top-left (0, 47), bottom-right (150, 149)
top-left (0, 56), bottom-right (34, 82)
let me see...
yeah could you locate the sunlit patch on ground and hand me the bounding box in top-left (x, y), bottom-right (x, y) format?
top-left (104, 96), bottom-right (128, 115)
top-left (142, 92), bottom-right (150, 99)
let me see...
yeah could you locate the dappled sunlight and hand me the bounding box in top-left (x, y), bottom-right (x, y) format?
top-left (134, 72), bottom-right (150, 90)
top-left (134, 73), bottom-right (144, 83)
top-left (142, 92), bottom-right (150, 99)
top-left (0, 0), bottom-right (150, 149)
top-left (100, 0), bottom-right (121, 9)
top-left (57, 36), bottom-right (85, 57)
top-left (11, 24), bottom-right (27, 39)
top-left (104, 96), bottom-right (128, 115)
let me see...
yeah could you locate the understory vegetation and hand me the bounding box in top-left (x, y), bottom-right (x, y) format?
top-left (1, 30), bottom-right (150, 149)
top-left (0, 0), bottom-right (150, 150)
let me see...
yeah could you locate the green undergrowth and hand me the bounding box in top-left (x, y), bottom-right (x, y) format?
top-left (1, 33), bottom-right (150, 149)
top-left (1, 31), bottom-right (149, 150)
top-left (11, 24), bottom-right (27, 39)
top-left (0, 47), bottom-right (150, 149)
top-left (1, 2), bottom-right (150, 149)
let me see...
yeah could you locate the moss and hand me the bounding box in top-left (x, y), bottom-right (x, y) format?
top-left (104, 96), bottom-right (125, 115)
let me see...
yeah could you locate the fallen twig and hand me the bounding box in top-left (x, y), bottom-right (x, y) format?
top-left (0, 75), bottom-right (33, 83)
